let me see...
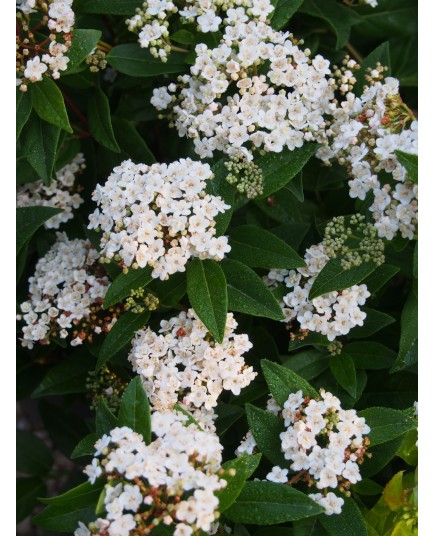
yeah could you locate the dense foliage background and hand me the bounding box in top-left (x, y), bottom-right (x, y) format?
top-left (16, 1), bottom-right (418, 535)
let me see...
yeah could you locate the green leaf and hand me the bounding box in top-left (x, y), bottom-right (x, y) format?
top-left (344, 342), bottom-right (396, 370)
top-left (16, 89), bottom-right (32, 140)
top-left (32, 353), bottom-right (92, 397)
top-left (148, 272), bottom-right (187, 307)
top-left (319, 496), bottom-right (368, 536)
top-left (39, 480), bottom-right (104, 507)
top-left (66, 29), bottom-right (102, 71)
top-left (208, 160), bottom-right (235, 236)
top-left (71, 433), bottom-right (99, 459)
top-left (354, 0), bottom-right (417, 39)
top-left (229, 225), bottom-right (305, 269)
top-left (390, 292), bottom-right (417, 373)
top-left (17, 431), bottom-right (53, 476)
top-left (111, 116), bottom-right (156, 164)
top-left (389, 35), bottom-right (417, 87)
top-left (103, 267), bottom-right (153, 309)
top-left (171, 29), bottom-right (196, 45)
top-left (361, 436), bottom-right (405, 478)
top-left (245, 404), bottom-right (288, 467)
top-left (270, 0), bottom-right (304, 29)
top-left (363, 264), bottom-right (399, 294)
top-left (299, 0), bottom-right (361, 49)
top-left (186, 258), bottom-right (227, 344)
top-left (216, 454), bottom-right (262, 512)
top-left (352, 479), bottom-right (383, 496)
top-left (359, 407), bottom-right (417, 446)
top-left (281, 349), bottom-right (329, 380)
top-left (118, 377), bottom-right (152, 444)
top-left (224, 481), bottom-right (324, 524)
top-left (97, 310), bottom-right (150, 369)
top-left (354, 42), bottom-right (391, 94)
top-left (215, 403), bottom-right (245, 435)
top-left (262, 359), bottom-right (319, 406)
top-left (30, 78), bottom-right (72, 133)
top-left (256, 144), bottom-right (319, 198)
top-left (288, 331), bottom-right (329, 352)
top-left (348, 308), bottom-right (395, 338)
top-left (17, 206), bottom-right (62, 255)
top-left (88, 89), bottom-right (120, 153)
top-left (17, 477), bottom-right (46, 523)
top-left (396, 429), bottom-right (418, 466)
top-left (395, 151), bottom-right (418, 183)
top-left (107, 44), bottom-right (187, 77)
top-left (222, 259), bottom-right (284, 321)
top-left (309, 258), bottom-right (377, 300)
top-left (80, 0), bottom-right (142, 14)
top-left (21, 113), bottom-right (61, 184)
top-left (96, 399), bottom-right (119, 436)
top-left (329, 353), bottom-right (357, 398)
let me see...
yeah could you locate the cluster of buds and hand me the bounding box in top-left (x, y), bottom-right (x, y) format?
top-left (225, 156), bottom-right (264, 198)
top-left (86, 367), bottom-right (128, 414)
top-left (85, 48), bottom-right (108, 73)
top-left (322, 214), bottom-right (385, 269)
top-left (329, 55), bottom-right (360, 96)
top-left (125, 287), bottom-right (159, 314)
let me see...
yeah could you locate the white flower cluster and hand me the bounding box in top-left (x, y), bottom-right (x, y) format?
top-left (317, 77), bottom-right (418, 240)
top-left (76, 411), bottom-right (226, 536)
top-left (17, 0), bottom-right (75, 88)
top-left (129, 308), bottom-right (257, 417)
top-left (127, 0), bottom-right (274, 60)
top-left (17, 153), bottom-right (85, 229)
top-left (151, 19), bottom-right (334, 161)
top-left (19, 234), bottom-right (113, 349)
top-left (237, 391), bottom-right (370, 515)
top-left (88, 159), bottom-right (231, 281)
top-left (265, 242), bottom-right (371, 341)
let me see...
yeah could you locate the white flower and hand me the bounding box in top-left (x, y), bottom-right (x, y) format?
top-left (266, 466), bottom-right (289, 483)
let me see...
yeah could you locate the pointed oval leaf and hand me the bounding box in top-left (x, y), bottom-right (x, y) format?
top-left (30, 77), bottom-right (72, 133)
top-left (187, 258), bottom-right (227, 343)
top-left (107, 44), bottom-right (187, 77)
top-left (358, 407), bottom-right (417, 446)
top-left (118, 377), bottom-right (152, 444)
top-left (319, 496), bottom-right (368, 536)
top-left (329, 353), bottom-right (357, 398)
top-left (66, 29), bottom-right (102, 71)
top-left (103, 267), bottom-right (153, 309)
top-left (88, 88), bottom-right (120, 153)
top-left (17, 206), bottom-right (62, 255)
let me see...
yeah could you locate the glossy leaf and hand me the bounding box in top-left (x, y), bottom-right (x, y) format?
top-left (186, 258), bottom-right (227, 343)
top-left (270, 0), bottom-right (304, 29)
top-left (16, 89), bottom-right (32, 140)
top-left (262, 359), bottom-right (319, 405)
top-left (17, 430), bottom-right (53, 476)
top-left (118, 377), bottom-right (152, 444)
top-left (88, 89), bottom-right (120, 153)
top-left (32, 353), bottom-right (92, 397)
top-left (359, 407), bottom-right (417, 446)
top-left (391, 292), bottom-right (418, 373)
top-left (96, 399), bottom-right (118, 436)
top-left (30, 78), bottom-right (72, 132)
top-left (112, 116), bottom-right (156, 164)
top-left (66, 29), bottom-right (102, 71)
top-left (344, 342), bottom-right (396, 370)
top-left (107, 44), bottom-right (187, 77)
top-left (348, 308), bottom-right (395, 339)
top-left (17, 206), bottom-right (62, 255)
top-left (319, 496), bottom-right (368, 536)
top-left (17, 477), bottom-right (46, 523)
top-left (395, 151), bottom-right (418, 183)
top-left (246, 404), bottom-right (288, 467)
top-left (81, 0), bottom-right (143, 14)
top-left (71, 433), bottom-right (99, 459)
top-left (103, 267), bottom-right (153, 309)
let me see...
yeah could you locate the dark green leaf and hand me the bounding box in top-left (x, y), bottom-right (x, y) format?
top-left (17, 477), bottom-right (46, 523)
top-left (148, 272), bottom-right (187, 307)
top-left (215, 403), bottom-right (245, 435)
top-left (96, 399), bottom-right (119, 436)
top-left (171, 29), bottom-right (195, 45)
top-left (103, 267), bottom-right (153, 308)
top-left (71, 433), bottom-right (99, 459)
top-left (348, 308), bottom-right (395, 338)
top-left (30, 78), bottom-right (72, 132)
top-left (32, 353), bottom-right (92, 397)
top-left (21, 113), bottom-right (61, 184)
top-left (97, 311), bottom-right (150, 369)
top-left (390, 292), bottom-right (417, 373)
top-left (17, 431), bottom-right (53, 476)
top-left (352, 479), bottom-right (383, 496)
top-left (16, 89), bottom-right (32, 140)
top-left (39, 480), bottom-right (104, 508)
top-left (395, 151), bottom-right (418, 183)
top-left (359, 407), bottom-right (417, 446)
top-left (354, 0), bottom-right (417, 39)
top-left (33, 505), bottom-right (97, 532)
top-left (319, 496), bottom-right (368, 536)
top-left (299, 0), bottom-right (361, 49)
top-left (270, 0), bottom-right (304, 29)
top-left (288, 331), bottom-right (329, 352)
top-left (344, 342), bottom-right (396, 370)
top-left (118, 377), bottom-right (152, 444)
top-left (354, 42), bottom-right (391, 94)
top-left (66, 29), bottom-right (102, 71)
top-left (285, 171), bottom-right (304, 202)
top-left (229, 225), bottom-right (305, 269)
top-left (262, 359), bottom-right (319, 405)
top-left (245, 404), bottom-right (288, 467)
top-left (225, 481), bottom-right (324, 524)
top-left (107, 44), bottom-right (187, 77)
top-left (329, 353), bottom-right (357, 398)
top-left (80, 0), bottom-right (142, 14)
top-left (256, 144), bottom-right (319, 198)
top-left (309, 258), bottom-right (377, 300)
top-left (389, 35), bottom-right (417, 87)
top-left (361, 436), bottom-right (404, 478)
top-left (88, 88), bottom-right (120, 152)
top-left (17, 206), bottom-right (62, 255)
top-left (186, 258), bottom-right (227, 343)
top-left (112, 116), bottom-right (156, 164)
top-left (209, 160), bottom-right (235, 236)
top-left (363, 264), bottom-right (399, 294)
top-left (217, 454), bottom-right (262, 512)
top-left (281, 349), bottom-right (329, 380)
top-left (222, 259), bottom-right (284, 321)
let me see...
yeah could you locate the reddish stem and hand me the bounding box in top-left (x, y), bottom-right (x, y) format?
top-left (62, 92), bottom-right (89, 129)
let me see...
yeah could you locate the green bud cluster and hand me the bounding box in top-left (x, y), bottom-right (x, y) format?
top-left (86, 366), bottom-right (127, 413)
top-left (323, 214), bottom-right (385, 270)
top-left (125, 287), bottom-right (159, 313)
top-left (225, 157), bottom-right (264, 199)
top-left (85, 49), bottom-right (107, 72)
top-left (327, 341), bottom-right (343, 356)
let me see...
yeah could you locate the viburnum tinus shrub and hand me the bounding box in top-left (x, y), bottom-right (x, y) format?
top-left (16, 0), bottom-right (418, 535)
